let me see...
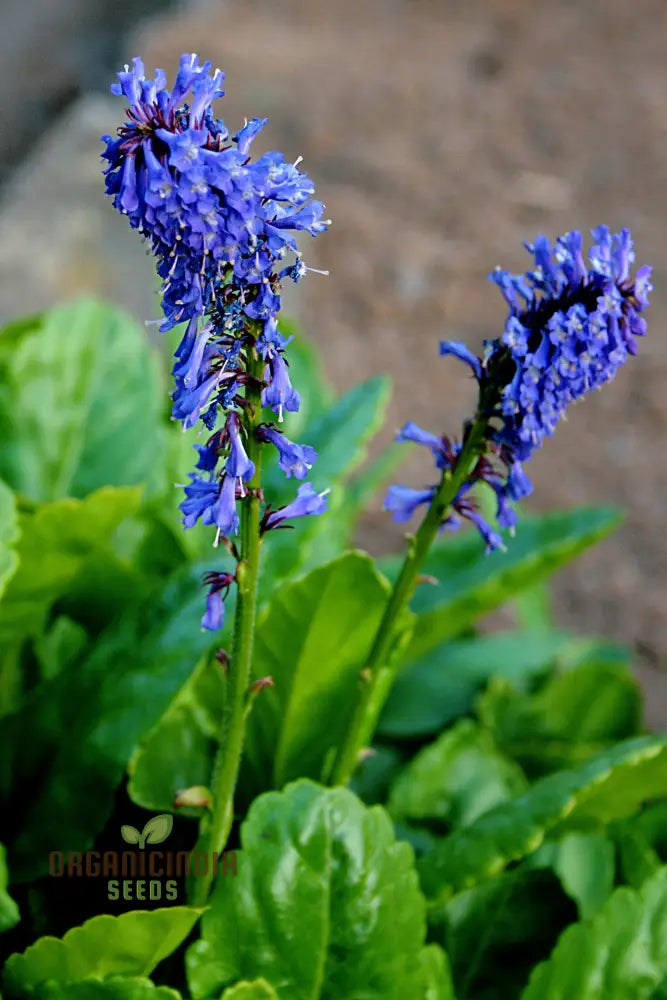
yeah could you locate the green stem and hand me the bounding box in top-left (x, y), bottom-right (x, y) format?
top-left (330, 415), bottom-right (488, 786)
top-left (191, 349), bottom-right (263, 906)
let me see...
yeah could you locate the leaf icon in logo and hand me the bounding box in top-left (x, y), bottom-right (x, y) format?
top-left (141, 814), bottom-right (173, 846)
top-left (120, 824), bottom-right (141, 845)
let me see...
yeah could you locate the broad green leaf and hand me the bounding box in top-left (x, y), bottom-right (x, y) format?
top-left (243, 552), bottom-right (412, 793)
top-left (527, 831), bottom-right (615, 919)
top-left (381, 507), bottom-right (623, 661)
top-left (186, 780), bottom-right (428, 1000)
top-left (378, 629), bottom-right (622, 739)
top-left (220, 983), bottom-right (279, 1000)
top-left (259, 377), bottom-right (392, 588)
top-left (0, 478), bottom-right (19, 602)
top-left (0, 842), bottom-right (19, 932)
top-left (31, 978), bottom-right (183, 999)
top-left (32, 616), bottom-right (88, 682)
top-left (0, 565), bottom-right (217, 878)
top-left (615, 824), bottom-right (664, 891)
top-left (128, 654), bottom-right (226, 815)
top-left (388, 720), bottom-right (527, 829)
top-left (521, 867), bottom-right (667, 1000)
top-left (0, 300), bottom-right (165, 501)
top-left (514, 580), bottom-right (553, 630)
top-left (2, 908), bottom-right (200, 997)
top-left (419, 735), bottom-right (667, 904)
top-left (0, 487), bottom-right (143, 645)
top-left (419, 945), bottom-right (456, 1000)
top-left (269, 318), bottom-right (333, 438)
top-left (350, 745), bottom-right (405, 806)
top-left (441, 867), bottom-right (575, 1000)
top-left (270, 375), bottom-right (392, 501)
top-left (613, 801), bottom-right (667, 889)
top-left (478, 660), bottom-right (641, 776)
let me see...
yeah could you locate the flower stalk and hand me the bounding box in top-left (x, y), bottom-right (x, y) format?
top-left (330, 414), bottom-right (488, 786)
top-left (191, 347), bottom-right (263, 906)
top-left (332, 225), bottom-right (652, 786)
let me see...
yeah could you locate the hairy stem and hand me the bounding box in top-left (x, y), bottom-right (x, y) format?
top-left (191, 348), bottom-right (263, 906)
top-left (330, 415), bottom-right (488, 786)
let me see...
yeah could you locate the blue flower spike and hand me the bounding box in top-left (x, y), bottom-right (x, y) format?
top-left (388, 227), bottom-right (651, 551)
top-left (104, 54), bottom-right (330, 628)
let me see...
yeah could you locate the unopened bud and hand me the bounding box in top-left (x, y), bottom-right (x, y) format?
top-left (174, 785), bottom-right (212, 809)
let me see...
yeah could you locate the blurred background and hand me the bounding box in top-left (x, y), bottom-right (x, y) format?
top-left (1, 0), bottom-right (666, 708)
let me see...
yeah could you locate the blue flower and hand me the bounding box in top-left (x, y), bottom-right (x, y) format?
top-left (171, 371), bottom-right (221, 430)
top-left (234, 117), bottom-right (268, 155)
top-left (225, 413), bottom-right (255, 483)
top-left (262, 352), bottom-right (300, 421)
top-left (256, 317), bottom-right (291, 359)
top-left (383, 485), bottom-right (436, 523)
top-left (263, 483), bottom-right (329, 530)
top-left (179, 475), bottom-right (219, 529)
top-left (103, 53), bottom-right (328, 481)
top-left (395, 422), bottom-right (461, 472)
top-left (179, 473), bottom-right (239, 537)
top-left (386, 227), bottom-right (650, 553)
top-left (202, 588), bottom-right (225, 631)
top-left (257, 425), bottom-right (317, 479)
top-left (200, 569), bottom-right (235, 631)
top-left (438, 341), bottom-right (482, 379)
top-left (465, 508), bottom-right (506, 554)
top-left (481, 227), bottom-right (652, 464)
top-left (194, 440), bottom-right (219, 472)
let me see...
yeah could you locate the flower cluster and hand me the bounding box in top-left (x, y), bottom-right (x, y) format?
top-left (103, 54), bottom-right (329, 627)
top-left (387, 227), bottom-right (652, 549)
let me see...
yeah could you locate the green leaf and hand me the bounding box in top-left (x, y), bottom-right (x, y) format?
top-left (382, 507), bottom-right (623, 661)
top-left (615, 823), bottom-right (664, 891)
top-left (0, 486), bottom-right (143, 646)
top-left (521, 867), bottom-right (667, 1000)
top-left (350, 745), bottom-right (404, 806)
top-left (527, 831), bottom-right (615, 919)
top-left (2, 908), bottom-right (200, 997)
top-left (0, 300), bottom-right (165, 502)
top-left (478, 660), bottom-right (641, 776)
top-left (0, 565), bottom-right (217, 878)
top-left (243, 552), bottom-right (412, 793)
top-left (0, 479), bottom-right (19, 602)
top-left (32, 616), bottom-right (89, 682)
top-left (31, 977), bottom-right (183, 1000)
top-left (613, 801), bottom-right (667, 889)
top-left (0, 842), bottom-right (19, 933)
top-left (220, 983), bottom-right (279, 1000)
top-left (259, 377), bottom-right (392, 588)
top-left (419, 734), bottom-right (667, 904)
top-left (128, 654), bottom-right (226, 815)
top-left (388, 720), bottom-right (527, 829)
top-left (419, 944), bottom-right (456, 1000)
top-left (514, 580), bottom-right (553, 630)
top-left (441, 867), bottom-right (575, 1000)
top-left (378, 629), bottom-right (614, 740)
top-left (269, 319), bottom-right (333, 438)
top-left (186, 780), bottom-right (429, 1000)
top-left (281, 375), bottom-right (392, 497)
